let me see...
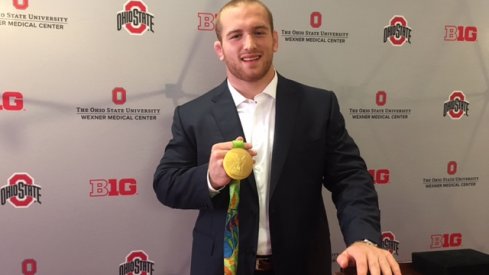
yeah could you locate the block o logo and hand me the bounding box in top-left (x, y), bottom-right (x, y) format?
top-left (113, 87), bottom-right (127, 105)
top-left (13, 0), bottom-right (29, 10)
top-left (22, 259), bottom-right (37, 275)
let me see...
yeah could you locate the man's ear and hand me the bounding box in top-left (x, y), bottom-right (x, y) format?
top-left (214, 41), bottom-right (224, 61)
top-left (272, 31), bottom-right (279, 53)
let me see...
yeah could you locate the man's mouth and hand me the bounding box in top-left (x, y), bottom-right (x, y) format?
top-left (241, 54), bottom-right (261, 62)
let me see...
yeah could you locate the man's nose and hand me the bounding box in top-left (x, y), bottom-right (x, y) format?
top-left (243, 34), bottom-right (256, 50)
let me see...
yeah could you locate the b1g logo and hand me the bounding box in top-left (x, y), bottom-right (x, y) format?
top-left (197, 12), bottom-right (217, 31)
top-left (445, 26), bottom-right (477, 42)
top-left (13, 0), bottom-right (29, 10)
top-left (1, 173), bottom-right (42, 208)
top-left (368, 169), bottom-right (390, 184)
top-left (383, 16), bottom-right (412, 46)
top-left (0, 91), bottom-right (24, 111)
top-left (382, 231), bottom-right (400, 255)
top-left (22, 259), bottom-right (37, 275)
top-left (431, 233), bottom-right (462, 249)
top-left (117, 0), bottom-right (155, 35)
top-left (443, 91), bottom-right (469, 120)
top-left (119, 250), bottom-right (155, 275)
top-left (89, 178), bottom-right (137, 197)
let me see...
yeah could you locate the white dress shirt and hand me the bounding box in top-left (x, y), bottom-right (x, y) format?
top-left (227, 73), bottom-right (277, 256)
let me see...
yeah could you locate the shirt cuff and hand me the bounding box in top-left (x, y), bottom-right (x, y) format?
top-left (207, 172), bottom-right (223, 197)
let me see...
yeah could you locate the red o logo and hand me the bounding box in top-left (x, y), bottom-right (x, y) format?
top-left (22, 259), bottom-right (37, 275)
top-left (376, 91), bottom-right (387, 106)
top-left (125, 1), bottom-right (148, 34)
top-left (112, 87), bottom-right (127, 105)
top-left (13, 0), bottom-right (29, 10)
top-left (447, 161), bottom-right (457, 175)
top-left (310, 12), bottom-right (322, 29)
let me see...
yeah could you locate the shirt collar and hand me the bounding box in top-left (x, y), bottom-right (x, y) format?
top-left (227, 72), bottom-right (278, 107)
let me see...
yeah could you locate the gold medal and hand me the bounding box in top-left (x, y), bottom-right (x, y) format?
top-left (223, 140), bottom-right (253, 180)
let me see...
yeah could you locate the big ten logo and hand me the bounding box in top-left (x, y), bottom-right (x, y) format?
top-left (13, 0), bottom-right (29, 10)
top-left (22, 259), bottom-right (37, 275)
top-left (119, 250), bottom-right (155, 275)
top-left (89, 178), bottom-right (137, 197)
top-left (113, 87), bottom-right (127, 105)
top-left (382, 231), bottom-right (400, 255)
top-left (375, 91), bottom-right (387, 107)
top-left (310, 12), bottom-right (323, 29)
top-left (447, 161), bottom-right (457, 176)
top-left (431, 233), bottom-right (462, 249)
top-left (0, 91), bottom-right (24, 111)
top-left (368, 169), bottom-right (390, 184)
top-left (445, 26), bottom-right (477, 42)
top-left (197, 12), bottom-right (217, 31)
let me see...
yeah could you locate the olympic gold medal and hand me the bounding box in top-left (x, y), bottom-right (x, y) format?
top-left (223, 141), bottom-right (253, 180)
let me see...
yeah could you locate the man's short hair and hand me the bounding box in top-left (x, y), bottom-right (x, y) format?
top-left (215, 0), bottom-right (274, 41)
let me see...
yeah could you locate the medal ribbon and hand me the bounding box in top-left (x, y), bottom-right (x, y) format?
top-left (224, 140), bottom-right (244, 275)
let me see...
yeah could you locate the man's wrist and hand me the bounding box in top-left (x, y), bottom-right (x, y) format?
top-left (360, 239), bottom-right (378, 247)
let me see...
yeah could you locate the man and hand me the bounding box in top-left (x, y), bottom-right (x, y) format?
top-left (154, 0), bottom-right (401, 274)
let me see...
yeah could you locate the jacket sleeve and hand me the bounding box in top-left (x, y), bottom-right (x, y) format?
top-left (322, 93), bottom-right (382, 246)
top-left (153, 106), bottom-right (225, 210)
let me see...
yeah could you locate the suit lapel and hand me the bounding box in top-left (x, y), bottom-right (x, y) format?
top-left (270, 75), bottom-right (300, 198)
top-left (210, 80), bottom-right (259, 200)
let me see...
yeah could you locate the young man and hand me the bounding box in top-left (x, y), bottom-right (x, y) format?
top-left (154, 1), bottom-right (401, 274)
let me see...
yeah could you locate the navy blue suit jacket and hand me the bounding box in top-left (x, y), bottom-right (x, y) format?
top-left (154, 74), bottom-right (381, 275)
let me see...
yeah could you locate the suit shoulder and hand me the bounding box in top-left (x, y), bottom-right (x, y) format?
top-left (279, 75), bottom-right (336, 99)
top-left (177, 81), bottom-right (227, 111)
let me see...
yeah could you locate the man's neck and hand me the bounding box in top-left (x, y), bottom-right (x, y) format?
top-left (227, 69), bottom-right (276, 99)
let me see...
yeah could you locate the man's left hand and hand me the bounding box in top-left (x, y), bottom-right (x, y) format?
top-left (336, 241), bottom-right (402, 275)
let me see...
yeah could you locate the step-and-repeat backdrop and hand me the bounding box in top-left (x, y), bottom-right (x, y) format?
top-left (1, 0), bottom-right (488, 274)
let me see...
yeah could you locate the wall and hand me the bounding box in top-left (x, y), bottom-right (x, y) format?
top-left (1, 0), bottom-right (488, 274)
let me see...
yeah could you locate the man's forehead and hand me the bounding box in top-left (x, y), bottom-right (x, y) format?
top-left (219, 3), bottom-right (270, 30)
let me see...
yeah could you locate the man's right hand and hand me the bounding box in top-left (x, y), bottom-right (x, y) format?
top-left (208, 136), bottom-right (255, 190)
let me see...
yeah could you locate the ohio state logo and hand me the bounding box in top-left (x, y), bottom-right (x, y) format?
top-left (1, 173), bottom-right (41, 208)
top-left (116, 0), bottom-right (155, 35)
top-left (383, 16), bottom-right (412, 46)
top-left (382, 231), bottom-right (400, 255)
top-left (119, 250), bottom-right (155, 275)
top-left (443, 91), bottom-right (469, 119)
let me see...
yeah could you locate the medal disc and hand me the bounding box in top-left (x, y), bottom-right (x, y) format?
top-left (223, 147), bottom-right (253, 180)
